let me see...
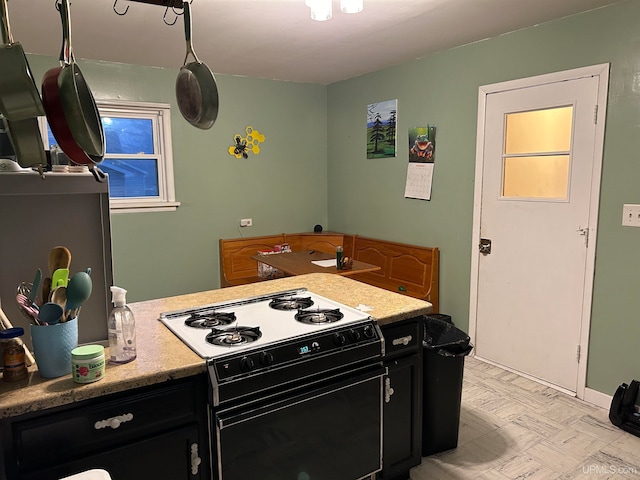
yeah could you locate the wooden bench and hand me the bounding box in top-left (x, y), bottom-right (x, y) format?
top-left (349, 235), bottom-right (439, 313)
top-left (219, 232), bottom-right (439, 312)
top-left (219, 232), bottom-right (347, 287)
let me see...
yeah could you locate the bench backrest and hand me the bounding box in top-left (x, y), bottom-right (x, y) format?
top-left (350, 235), bottom-right (439, 312)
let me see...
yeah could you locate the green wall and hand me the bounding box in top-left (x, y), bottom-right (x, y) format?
top-left (22, 0), bottom-right (640, 395)
top-left (326, 1), bottom-right (640, 395)
top-left (26, 56), bottom-right (328, 303)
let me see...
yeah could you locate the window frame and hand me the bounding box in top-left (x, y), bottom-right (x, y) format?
top-left (40, 100), bottom-right (180, 213)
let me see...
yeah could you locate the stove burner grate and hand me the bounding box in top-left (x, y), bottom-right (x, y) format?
top-left (269, 296), bottom-right (314, 311)
top-left (206, 326), bottom-right (262, 346)
top-left (295, 308), bottom-right (344, 325)
top-left (185, 311), bottom-right (236, 329)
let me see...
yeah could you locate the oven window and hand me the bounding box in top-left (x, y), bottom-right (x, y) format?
top-left (216, 373), bottom-right (382, 480)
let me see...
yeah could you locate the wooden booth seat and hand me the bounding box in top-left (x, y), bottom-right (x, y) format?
top-left (349, 236), bottom-right (439, 313)
top-left (219, 233), bottom-right (347, 287)
top-left (219, 232), bottom-right (439, 312)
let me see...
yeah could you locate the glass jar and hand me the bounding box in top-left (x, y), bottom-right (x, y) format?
top-left (1, 327), bottom-right (28, 382)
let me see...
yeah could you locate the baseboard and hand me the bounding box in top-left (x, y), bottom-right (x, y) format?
top-left (584, 387), bottom-right (612, 410)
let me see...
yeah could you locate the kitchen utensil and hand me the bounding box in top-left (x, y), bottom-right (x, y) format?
top-left (51, 268), bottom-right (69, 288)
top-left (175, 0), bottom-right (218, 130)
top-left (42, 0), bottom-right (104, 165)
top-left (16, 293), bottom-right (40, 325)
top-left (51, 286), bottom-right (68, 321)
top-left (0, 0), bottom-right (45, 121)
top-left (29, 268), bottom-right (42, 304)
top-left (1, 116), bottom-right (46, 168)
top-left (39, 302), bottom-right (63, 325)
top-left (66, 270), bottom-right (92, 314)
top-left (42, 276), bottom-right (52, 305)
top-left (48, 245), bottom-right (71, 277)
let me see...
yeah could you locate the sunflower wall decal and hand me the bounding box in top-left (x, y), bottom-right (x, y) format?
top-left (228, 126), bottom-right (266, 159)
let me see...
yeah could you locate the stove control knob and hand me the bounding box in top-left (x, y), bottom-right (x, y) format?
top-left (311, 341), bottom-right (321, 352)
top-left (240, 356), bottom-right (255, 372)
top-left (333, 332), bottom-right (347, 346)
top-left (349, 329), bottom-right (361, 342)
top-left (260, 351), bottom-right (274, 366)
top-left (363, 325), bottom-right (375, 338)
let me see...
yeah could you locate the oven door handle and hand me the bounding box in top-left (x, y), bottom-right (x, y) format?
top-left (216, 364), bottom-right (386, 429)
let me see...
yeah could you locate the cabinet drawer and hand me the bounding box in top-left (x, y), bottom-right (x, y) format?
top-left (381, 318), bottom-right (422, 358)
top-left (13, 378), bottom-right (200, 471)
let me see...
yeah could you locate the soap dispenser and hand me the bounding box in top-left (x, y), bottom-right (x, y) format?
top-left (108, 286), bottom-right (137, 364)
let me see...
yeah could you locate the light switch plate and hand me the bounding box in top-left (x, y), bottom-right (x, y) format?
top-left (622, 204), bottom-right (640, 227)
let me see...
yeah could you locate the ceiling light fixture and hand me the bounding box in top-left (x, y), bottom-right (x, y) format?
top-left (340, 0), bottom-right (363, 14)
top-left (306, 0), bottom-right (363, 21)
top-left (307, 0), bottom-right (332, 21)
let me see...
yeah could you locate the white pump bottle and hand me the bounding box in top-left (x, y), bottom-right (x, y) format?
top-left (108, 286), bottom-right (137, 364)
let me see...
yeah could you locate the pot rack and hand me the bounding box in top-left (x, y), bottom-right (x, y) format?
top-left (113, 0), bottom-right (187, 25)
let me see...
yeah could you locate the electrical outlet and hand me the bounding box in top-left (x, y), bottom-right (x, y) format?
top-left (622, 204), bottom-right (640, 227)
top-left (240, 218), bottom-right (253, 227)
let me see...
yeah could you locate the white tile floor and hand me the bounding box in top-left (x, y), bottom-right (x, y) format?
top-left (410, 357), bottom-right (640, 479)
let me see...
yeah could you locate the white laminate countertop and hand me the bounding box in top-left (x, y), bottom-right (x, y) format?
top-left (0, 274), bottom-right (432, 418)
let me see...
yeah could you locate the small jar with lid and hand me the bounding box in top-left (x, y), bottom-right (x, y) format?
top-left (71, 345), bottom-right (105, 384)
top-left (1, 327), bottom-right (28, 382)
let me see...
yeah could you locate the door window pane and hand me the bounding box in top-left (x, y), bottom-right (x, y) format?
top-left (502, 106), bottom-right (572, 199)
top-left (505, 106), bottom-right (573, 154)
top-left (503, 155), bottom-right (570, 199)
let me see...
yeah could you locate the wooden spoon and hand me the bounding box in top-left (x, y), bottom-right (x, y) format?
top-left (48, 246), bottom-right (71, 276)
top-left (51, 286), bottom-right (67, 321)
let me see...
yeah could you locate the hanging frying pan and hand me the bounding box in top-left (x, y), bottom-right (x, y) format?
top-left (176, 0), bottom-right (218, 130)
top-left (42, 0), bottom-right (104, 166)
top-left (0, 0), bottom-right (45, 121)
top-left (1, 115), bottom-right (47, 168)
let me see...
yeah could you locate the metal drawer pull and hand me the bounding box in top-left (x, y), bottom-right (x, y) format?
top-left (190, 443), bottom-right (202, 475)
top-left (392, 335), bottom-right (412, 346)
top-left (384, 377), bottom-right (394, 403)
top-left (94, 413), bottom-right (134, 430)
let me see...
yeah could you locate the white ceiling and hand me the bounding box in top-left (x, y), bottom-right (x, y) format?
top-left (5, 0), bottom-right (623, 85)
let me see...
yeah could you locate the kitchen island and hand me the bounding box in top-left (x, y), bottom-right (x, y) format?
top-left (0, 273), bottom-right (432, 418)
top-left (0, 273), bottom-right (432, 480)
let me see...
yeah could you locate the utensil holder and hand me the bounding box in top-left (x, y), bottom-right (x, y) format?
top-left (30, 317), bottom-right (78, 378)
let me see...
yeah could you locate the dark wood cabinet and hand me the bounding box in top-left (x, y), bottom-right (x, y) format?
top-left (378, 318), bottom-right (423, 480)
top-left (0, 375), bottom-right (210, 480)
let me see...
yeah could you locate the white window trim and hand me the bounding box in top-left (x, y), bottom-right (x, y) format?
top-left (39, 100), bottom-right (180, 213)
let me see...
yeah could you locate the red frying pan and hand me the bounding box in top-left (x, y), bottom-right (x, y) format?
top-left (42, 0), bottom-right (105, 181)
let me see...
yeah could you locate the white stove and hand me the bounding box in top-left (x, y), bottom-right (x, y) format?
top-left (159, 288), bottom-right (373, 359)
top-left (161, 288), bottom-right (386, 480)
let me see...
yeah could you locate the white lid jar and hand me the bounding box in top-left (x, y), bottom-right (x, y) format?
top-left (71, 345), bottom-right (105, 384)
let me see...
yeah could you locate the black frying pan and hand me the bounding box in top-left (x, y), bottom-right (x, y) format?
top-left (175, 1), bottom-right (218, 130)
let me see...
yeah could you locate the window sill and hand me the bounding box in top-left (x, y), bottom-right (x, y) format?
top-left (109, 201), bottom-right (181, 213)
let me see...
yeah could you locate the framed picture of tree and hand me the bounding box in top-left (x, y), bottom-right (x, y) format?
top-left (366, 99), bottom-right (397, 158)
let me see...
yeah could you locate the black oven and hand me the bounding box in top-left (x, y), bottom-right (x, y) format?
top-left (213, 363), bottom-right (385, 480)
top-left (159, 289), bottom-right (386, 480)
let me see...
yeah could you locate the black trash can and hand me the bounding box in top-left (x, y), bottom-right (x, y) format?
top-left (422, 316), bottom-right (473, 456)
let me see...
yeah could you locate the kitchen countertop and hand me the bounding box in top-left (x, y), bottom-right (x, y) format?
top-left (0, 273), bottom-right (432, 419)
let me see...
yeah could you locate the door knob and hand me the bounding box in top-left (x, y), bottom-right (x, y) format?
top-left (479, 238), bottom-right (492, 255)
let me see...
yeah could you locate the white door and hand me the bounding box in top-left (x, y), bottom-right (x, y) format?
top-left (470, 66), bottom-right (608, 395)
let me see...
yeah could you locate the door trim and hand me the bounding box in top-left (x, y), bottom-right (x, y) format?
top-left (468, 64), bottom-right (610, 399)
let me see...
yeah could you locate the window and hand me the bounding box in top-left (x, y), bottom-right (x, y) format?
top-left (41, 101), bottom-right (179, 213)
top-left (502, 106), bottom-right (573, 200)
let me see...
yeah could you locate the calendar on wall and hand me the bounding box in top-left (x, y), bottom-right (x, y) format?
top-left (404, 126), bottom-right (436, 200)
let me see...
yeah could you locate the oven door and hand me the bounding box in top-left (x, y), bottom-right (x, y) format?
top-left (214, 364), bottom-right (385, 480)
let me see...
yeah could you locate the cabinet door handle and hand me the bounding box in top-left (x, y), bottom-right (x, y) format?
top-left (392, 335), bottom-right (412, 346)
top-left (384, 377), bottom-right (395, 403)
top-left (190, 442), bottom-right (202, 475)
top-left (94, 413), bottom-right (134, 430)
